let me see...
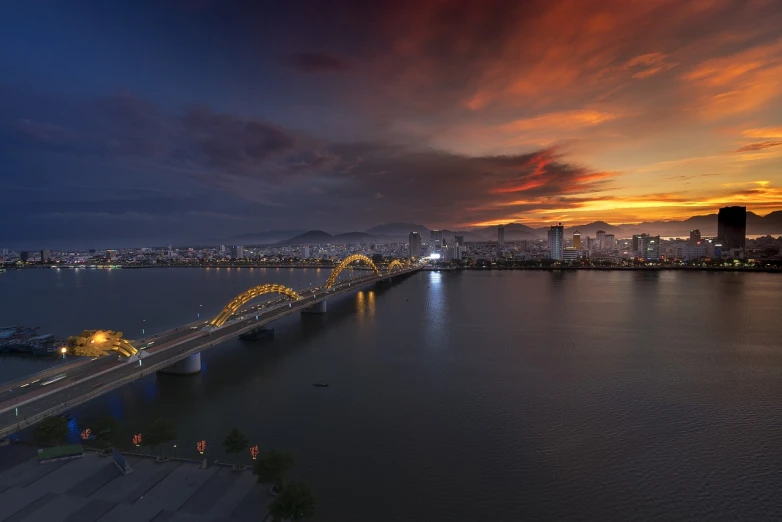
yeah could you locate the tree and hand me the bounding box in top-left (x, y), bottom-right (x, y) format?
top-left (145, 418), bottom-right (177, 457)
top-left (94, 416), bottom-right (121, 450)
top-left (269, 481), bottom-right (316, 522)
top-left (34, 416), bottom-right (69, 446)
top-left (223, 428), bottom-right (248, 463)
top-left (253, 449), bottom-right (294, 491)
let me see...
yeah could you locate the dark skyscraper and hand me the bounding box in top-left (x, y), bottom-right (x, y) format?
top-left (689, 229), bottom-right (701, 245)
top-left (408, 231), bottom-right (421, 259)
top-left (717, 206), bottom-right (746, 250)
top-left (548, 223), bottom-right (564, 260)
top-left (497, 225), bottom-right (505, 248)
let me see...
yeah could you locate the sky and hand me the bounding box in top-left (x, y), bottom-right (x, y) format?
top-left (1, 0), bottom-right (781, 247)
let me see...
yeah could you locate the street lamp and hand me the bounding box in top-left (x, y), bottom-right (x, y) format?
top-left (142, 319), bottom-right (146, 336)
top-left (61, 347), bottom-right (67, 359)
top-left (197, 304), bottom-right (202, 319)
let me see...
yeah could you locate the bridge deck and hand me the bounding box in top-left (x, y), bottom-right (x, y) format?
top-left (0, 267), bottom-right (419, 438)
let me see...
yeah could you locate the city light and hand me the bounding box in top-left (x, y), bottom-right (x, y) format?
top-left (133, 433), bottom-right (142, 447)
top-left (197, 440), bottom-right (206, 454)
top-left (250, 445), bottom-right (259, 460)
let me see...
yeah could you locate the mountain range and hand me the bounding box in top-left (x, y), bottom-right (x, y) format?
top-left (226, 211), bottom-right (782, 245)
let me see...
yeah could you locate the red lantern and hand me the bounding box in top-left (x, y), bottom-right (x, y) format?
top-left (133, 433), bottom-right (142, 447)
top-left (197, 440), bottom-right (206, 454)
top-left (250, 445), bottom-right (259, 460)
top-left (81, 428), bottom-right (91, 440)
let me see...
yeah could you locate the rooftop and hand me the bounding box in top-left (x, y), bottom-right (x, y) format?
top-left (0, 444), bottom-right (270, 521)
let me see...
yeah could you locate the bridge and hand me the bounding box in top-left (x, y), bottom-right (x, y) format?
top-left (0, 255), bottom-right (419, 438)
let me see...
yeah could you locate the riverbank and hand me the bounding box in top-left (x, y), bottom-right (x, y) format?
top-left (4, 263), bottom-right (781, 272)
top-left (461, 265), bottom-right (782, 272)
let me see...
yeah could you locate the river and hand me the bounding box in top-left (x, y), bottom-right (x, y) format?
top-left (1, 267), bottom-right (781, 521)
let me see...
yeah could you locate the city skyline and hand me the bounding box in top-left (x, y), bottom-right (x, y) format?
top-left (1, 1), bottom-right (782, 246)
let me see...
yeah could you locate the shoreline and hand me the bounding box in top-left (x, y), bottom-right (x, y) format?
top-left (2, 264), bottom-right (779, 273)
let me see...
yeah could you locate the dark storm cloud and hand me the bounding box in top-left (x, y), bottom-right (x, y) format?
top-left (181, 106), bottom-right (297, 169)
top-left (12, 94), bottom-right (310, 182)
top-left (309, 143), bottom-right (616, 227)
top-left (7, 89), bottom-right (616, 233)
top-left (285, 52), bottom-right (351, 73)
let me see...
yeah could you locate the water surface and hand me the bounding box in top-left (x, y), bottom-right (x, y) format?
top-left (1, 268), bottom-right (781, 521)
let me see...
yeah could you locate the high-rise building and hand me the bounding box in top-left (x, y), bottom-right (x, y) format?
top-left (219, 244), bottom-right (226, 253)
top-left (20, 251), bottom-right (30, 262)
top-left (497, 225), bottom-right (505, 248)
top-left (302, 246), bottom-right (310, 259)
top-left (430, 229), bottom-right (443, 250)
top-left (632, 234), bottom-right (644, 253)
top-left (596, 230), bottom-right (606, 250)
top-left (548, 223), bottom-right (564, 260)
top-left (689, 229), bottom-right (701, 245)
top-left (518, 240), bottom-right (528, 251)
top-left (445, 243), bottom-right (461, 261)
top-left (631, 234), bottom-right (661, 260)
top-left (604, 234), bottom-right (616, 250)
top-left (40, 249), bottom-right (51, 262)
top-left (233, 245), bottom-right (244, 259)
top-left (562, 247), bottom-right (579, 262)
top-left (408, 232), bottom-right (422, 259)
top-left (454, 235), bottom-right (464, 246)
top-left (717, 206), bottom-right (746, 250)
top-left (573, 230), bottom-right (581, 250)
top-left (106, 249), bottom-right (118, 260)
top-left (642, 235), bottom-right (661, 260)
top-left (1, 248), bottom-right (7, 256)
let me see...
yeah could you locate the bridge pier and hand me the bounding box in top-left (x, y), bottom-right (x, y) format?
top-left (301, 300), bottom-right (327, 314)
top-left (158, 352), bottom-right (202, 375)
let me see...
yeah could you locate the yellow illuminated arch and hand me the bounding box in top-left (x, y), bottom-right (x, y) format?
top-left (387, 260), bottom-right (405, 273)
top-left (325, 254), bottom-right (380, 288)
top-left (210, 284), bottom-right (302, 327)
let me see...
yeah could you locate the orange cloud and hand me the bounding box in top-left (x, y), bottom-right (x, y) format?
top-left (623, 52), bottom-right (679, 79)
top-left (742, 127), bottom-right (782, 139)
top-left (682, 39), bottom-right (782, 119)
top-left (734, 141), bottom-right (782, 153)
top-left (500, 110), bottom-right (617, 133)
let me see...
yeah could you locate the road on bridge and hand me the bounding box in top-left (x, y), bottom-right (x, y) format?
top-left (0, 268), bottom-right (419, 438)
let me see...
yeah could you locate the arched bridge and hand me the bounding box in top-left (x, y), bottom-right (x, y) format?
top-left (0, 257), bottom-right (420, 438)
top-left (387, 259), bottom-right (406, 273)
top-left (325, 254), bottom-right (380, 288)
top-left (210, 255), bottom-right (413, 328)
top-left (210, 284), bottom-right (303, 327)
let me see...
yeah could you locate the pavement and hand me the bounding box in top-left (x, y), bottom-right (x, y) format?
top-left (0, 269), bottom-right (419, 438)
top-left (0, 445), bottom-right (269, 522)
